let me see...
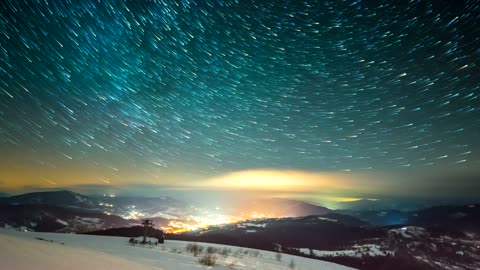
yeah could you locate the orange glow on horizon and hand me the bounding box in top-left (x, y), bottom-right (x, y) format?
top-left (161, 212), bottom-right (281, 234)
top-left (197, 169), bottom-right (362, 192)
top-left (333, 197), bottom-right (364, 202)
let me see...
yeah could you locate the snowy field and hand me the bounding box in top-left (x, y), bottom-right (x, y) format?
top-left (0, 229), bottom-right (355, 270)
top-left (298, 244), bottom-right (392, 258)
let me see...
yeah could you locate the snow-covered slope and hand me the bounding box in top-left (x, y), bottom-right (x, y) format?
top-left (0, 233), bottom-right (154, 270)
top-left (0, 229), bottom-right (355, 270)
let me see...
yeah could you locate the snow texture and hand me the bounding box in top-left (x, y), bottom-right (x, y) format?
top-left (0, 229), bottom-right (355, 270)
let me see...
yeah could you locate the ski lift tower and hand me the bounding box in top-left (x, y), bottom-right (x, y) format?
top-left (141, 219), bottom-right (154, 244)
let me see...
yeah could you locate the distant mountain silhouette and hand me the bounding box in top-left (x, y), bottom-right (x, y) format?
top-left (0, 204), bottom-right (132, 232)
top-left (230, 198), bottom-right (330, 218)
top-left (339, 204), bottom-right (480, 233)
top-left (2, 190), bottom-right (477, 270)
top-left (169, 214), bottom-right (375, 251)
top-left (408, 204), bottom-right (480, 232)
top-left (3, 190), bottom-right (98, 208)
top-left (339, 209), bottom-right (408, 226)
top-left (1, 190), bottom-right (479, 236)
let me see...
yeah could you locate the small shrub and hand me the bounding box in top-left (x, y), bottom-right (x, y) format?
top-left (199, 253), bottom-right (217, 266)
top-left (186, 243), bottom-right (204, 257)
top-left (220, 248), bottom-right (231, 257)
top-left (206, 246), bottom-right (218, 254)
top-left (170, 247), bottom-right (183, 253)
top-left (250, 250), bottom-right (260, 257)
top-left (234, 248), bottom-right (245, 258)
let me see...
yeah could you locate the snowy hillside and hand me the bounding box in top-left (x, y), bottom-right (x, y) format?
top-left (0, 229), bottom-right (355, 270)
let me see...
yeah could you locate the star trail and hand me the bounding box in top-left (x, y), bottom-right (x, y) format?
top-left (0, 0), bottom-right (479, 194)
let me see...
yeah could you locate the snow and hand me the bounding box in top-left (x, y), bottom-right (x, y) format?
top-left (56, 219), bottom-right (69, 226)
top-left (240, 222), bottom-right (267, 228)
top-left (377, 211), bottom-right (388, 217)
top-left (389, 226), bottom-right (427, 238)
top-left (0, 229), bottom-right (355, 270)
top-left (73, 193), bottom-right (88, 203)
top-left (451, 212), bottom-right (467, 218)
top-left (299, 244), bottom-right (392, 258)
top-left (300, 248), bottom-right (358, 257)
top-left (352, 244), bottom-right (392, 256)
top-left (317, 217), bottom-right (338, 222)
top-left (75, 217), bottom-right (101, 223)
top-left (0, 234), bottom-right (154, 270)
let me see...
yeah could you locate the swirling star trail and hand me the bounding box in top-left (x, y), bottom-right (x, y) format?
top-left (0, 0), bottom-right (479, 196)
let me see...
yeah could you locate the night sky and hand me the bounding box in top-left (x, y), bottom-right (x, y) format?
top-left (1, 0), bottom-right (479, 199)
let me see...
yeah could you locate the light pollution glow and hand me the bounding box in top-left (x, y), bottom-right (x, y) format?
top-left (2, 167), bottom-right (479, 234)
top-left (198, 170), bottom-right (357, 191)
top-left (159, 196), bottom-right (376, 233)
top-left (2, 167), bottom-right (480, 201)
top-left (1, 1), bottom-right (479, 222)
